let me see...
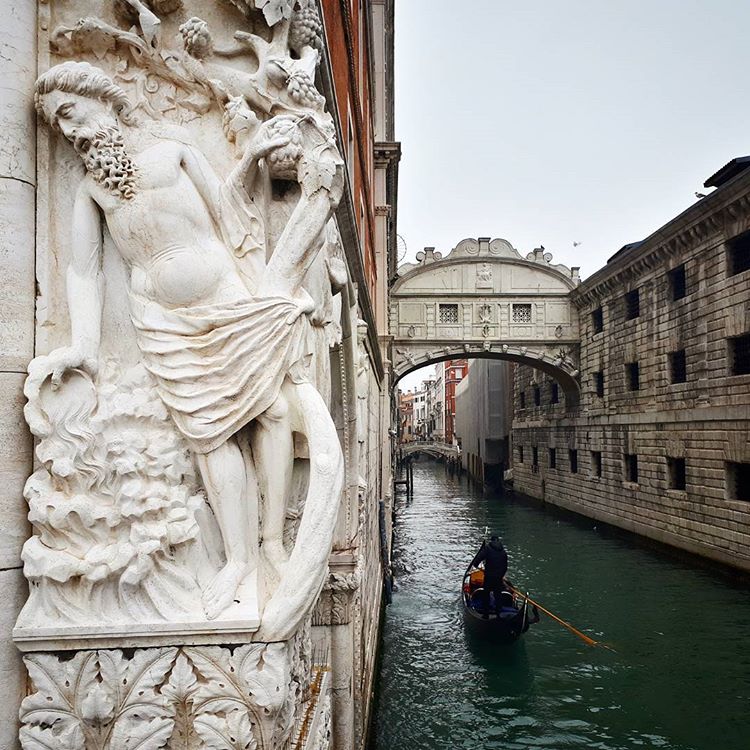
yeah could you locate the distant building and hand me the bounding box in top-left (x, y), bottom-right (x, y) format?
top-left (455, 360), bottom-right (514, 488)
top-left (443, 358), bottom-right (469, 444)
top-left (398, 390), bottom-right (415, 442)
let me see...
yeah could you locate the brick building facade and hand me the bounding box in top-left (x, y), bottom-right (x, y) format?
top-left (513, 159), bottom-right (750, 573)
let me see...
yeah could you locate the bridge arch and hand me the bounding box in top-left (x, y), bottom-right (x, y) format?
top-left (390, 237), bottom-right (583, 407)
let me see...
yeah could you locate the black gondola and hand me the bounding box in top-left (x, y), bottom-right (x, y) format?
top-left (461, 544), bottom-right (538, 642)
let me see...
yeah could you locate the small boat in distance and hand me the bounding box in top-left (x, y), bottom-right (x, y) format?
top-left (462, 543), bottom-right (539, 642)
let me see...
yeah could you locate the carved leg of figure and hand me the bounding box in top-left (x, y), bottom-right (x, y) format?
top-left (253, 390), bottom-right (294, 582)
top-left (262, 188), bottom-right (337, 298)
top-left (254, 380), bottom-right (344, 642)
top-left (196, 436), bottom-right (255, 619)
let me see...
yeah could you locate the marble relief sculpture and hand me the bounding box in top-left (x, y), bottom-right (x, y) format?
top-left (20, 0), bottom-right (346, 649)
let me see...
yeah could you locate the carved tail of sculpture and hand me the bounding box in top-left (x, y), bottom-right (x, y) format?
top-left (256, 380), bottom-right (344, 642)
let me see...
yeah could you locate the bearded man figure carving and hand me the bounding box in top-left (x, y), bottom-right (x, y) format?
top-left (33, 61), bottom-right (344, 624)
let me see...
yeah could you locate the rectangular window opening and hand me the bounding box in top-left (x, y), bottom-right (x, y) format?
top-left (549, 448), bottom-right (556, 469)
top-left (670, 349), bottom-right (687, 384)
top-left (438, 304), bottom-right (459, 324)
top-left (569, 449), bottom-right (578, 474)
top-left (624, 289), bottom-right (640, 320)
top-left (668, 457), bottom-right (686, 491)
top-left (591, 451), bottom-right (602, 478)
top-left (727, 461), bottom-right (750, 501)
top-left (533, 385), bottom-right (541, 406)
top-left (551, 382), bottom-right (559, 404)
top-left (668, 265), bottom-right (687, 301)
top-left (518, 445), bottom-right (524, 464)
top-left (512, 303), bottom-right (532, 323)
top-left (624, 453), bottom-right (638, 483)
top-left (592, 307), bottom-right (604, 334)
top-left (520, 391), bottom-right (526, 409)
top-left (728, 231), bottom-right (750, 276)
top-left (532, 446), bottom-right (539, 467)
top-left (730, 333), bottom-right (750, 375)
top-left (627, 362), bottom-right (640, 391)
top-left (594, 371), bottom-right (604, 398)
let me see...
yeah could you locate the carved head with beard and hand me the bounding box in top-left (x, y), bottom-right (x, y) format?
top-left (35, 61), bottom-right (138, 200)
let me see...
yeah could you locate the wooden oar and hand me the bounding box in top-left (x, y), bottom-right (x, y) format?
top-left (507, 584), bottom-right (616, 652)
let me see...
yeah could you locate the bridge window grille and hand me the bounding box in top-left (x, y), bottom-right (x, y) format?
top-left (729, 333), bottom-right (750, 375)
top-left (438, 304), bottom-right (459, 324)
top-left (512, 303), bottom-right (532, 323)
top-left (670, 349), bottom-right (687, 383)
top-left (550, 382), bottom-right (559, 404)
top-left (626, 362), bottom-right (640, 391)
top-left (518, 445), bottom-right (524, 463)
top-left (592, 307), bottom-right (604, 333)
top-left (594, 371), bottom-right (605, 398)
top-left (668, 457), bottom-right (686, 491)
top-left (569, 449), bottom-right (578, 474)
top-left (520, 390), bottom-right (526, 409)
top-left (549, 448), bottom-right (556, 469)
top-left (668, 264), bottom-right (687, 301)
top-left (624, 453), bottom-right (638, 483)
top-left (533, 385), bottom-right (541, 406)
top-left (728, 230), bottom-right (750, 276)
top-left (624, 289), bottom-right (640, 320)
top-left (726, 461), bottom-right (750, 501)
top-left (591, 451), bottom-right (602, 477)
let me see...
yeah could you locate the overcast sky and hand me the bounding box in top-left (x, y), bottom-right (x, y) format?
top-left (395, 0), bottom-right (750, 392)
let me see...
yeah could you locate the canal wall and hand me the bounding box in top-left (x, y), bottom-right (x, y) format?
top-left (513, 163), bottom-right (750, 573)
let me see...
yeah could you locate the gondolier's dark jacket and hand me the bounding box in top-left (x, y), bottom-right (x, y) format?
top-left (471, 540), bottom-right (508, 582)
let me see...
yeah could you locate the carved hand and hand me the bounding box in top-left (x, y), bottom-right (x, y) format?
top-left (43, 346), bottom-right (99, 390)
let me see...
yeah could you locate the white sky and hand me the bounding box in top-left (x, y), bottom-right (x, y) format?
top-left (395, 0), bottom-right (750, 392)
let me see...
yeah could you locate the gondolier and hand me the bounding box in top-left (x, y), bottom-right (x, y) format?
top-left (470, 535), bottom-right (508, 618)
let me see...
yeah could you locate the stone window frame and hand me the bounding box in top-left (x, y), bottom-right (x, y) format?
top-left (727, 229), bottom-right (750, 276)
top-left (726, 461), bottom-right (750, 501)
top-left (624, 452), bottom-right (639, 484)
top-left (667, 456), bottom-right (687, 491)
top-left (549, 447), bottom-right (557, 469)
top-left (728, 333), bottom-right (750, 376)
top-left (590, 450), bottom-right (603, 478)
top-left (533, 384), bottom-right (541, 406)
top-left (519, 390), bottom-right (526, 409)
top-left (512, 303), bottom-right (533, 324)
top-left (591, 306), bottom-right (604, 334)
top-left (569, 449), bottom-right (578, 474)
top-left (669, 349), bottom-right (687, 384)
top-left (624, 289), bottom-right (640, 320)
top-left (594, 371), bottom-right (605, 398)
top-left (531, 446), bottom-right (539, 472)
top-left (667, 264), bottom-right (687, 301)
top-left (518, 445), bottom-right (524, 464)
top-left (626, 361), bottom-right (640, 391)
top-left (550, 381), bottom-right (559, 404)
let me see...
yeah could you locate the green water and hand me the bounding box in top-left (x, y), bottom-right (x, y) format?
top-left (371, 460), bottom-right (750, 750)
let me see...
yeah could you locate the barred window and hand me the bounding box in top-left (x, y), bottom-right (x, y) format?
top-left (550, 382), bottom-right (559, 404)
top-left (730, 334), bottom-right (750, 375)
top-left (569, 449), bottom-right (578, 474)
top-left (532, 446), bottom-right (538, 467)
top-left (668, 265), bottom-right (687, 301)
top-left (626, 362), bottom-right (640, 391)
top-left (439, 304), bottom-right (459, 324)
top-left (591, 451), bottom-right (602, 478)
top-left (533, 385), bottom-right (541, 406)
top-left (518, 445), bottom-right (524, 463)
top-left (512, 303), bottom-right (532, 323)
top-left (668, 457), bottom-right (686, 490)
top-left (727, 462), bottom-right (750, 501)
top-left (549, 448), bottom-right (557, 469)
top-left (624, 289), bottom-right (640, 320)
top-left (624, 453), bottom-right (638, 483)
top-left (670, 349), bottom-right (687, 383)
top-left (594, 371), bottom-right (605, 398)
top-left (520, 390), bottom-right (526, 409)
top-left (592, 307), bottom-right (604, 334)
top-left (728, 231), bottom-right (750, 276)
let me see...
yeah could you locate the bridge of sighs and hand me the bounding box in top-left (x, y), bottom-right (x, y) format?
top-left (390, 237), bottom-right (583, 406)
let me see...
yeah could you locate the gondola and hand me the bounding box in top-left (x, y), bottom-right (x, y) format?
top-left (461, 544), bottom-right (539, 642)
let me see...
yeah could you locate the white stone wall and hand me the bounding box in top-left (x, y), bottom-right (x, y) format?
top-left (0, 4), bottom-right (36, 747)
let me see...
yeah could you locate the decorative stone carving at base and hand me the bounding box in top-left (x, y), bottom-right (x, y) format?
top-left (19, 630), bottom-right (315, 750)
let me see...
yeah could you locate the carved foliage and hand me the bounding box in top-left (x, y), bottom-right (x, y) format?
top-left (20, 639), bottom-right (310, 750)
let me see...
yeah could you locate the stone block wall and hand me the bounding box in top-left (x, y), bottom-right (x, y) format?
top-left (513, 169), bottom-right (750, 572)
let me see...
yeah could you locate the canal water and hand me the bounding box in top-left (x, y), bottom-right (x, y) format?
top-left (371, 460), bottom-right (750, 750)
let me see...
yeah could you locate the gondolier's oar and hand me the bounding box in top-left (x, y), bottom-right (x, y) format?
top-left (506, 584), bottom-right (616, 652)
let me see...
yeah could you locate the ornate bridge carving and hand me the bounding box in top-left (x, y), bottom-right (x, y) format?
top-left (390, 237), bottom-right (582, 405)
